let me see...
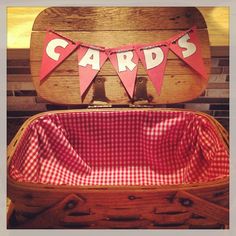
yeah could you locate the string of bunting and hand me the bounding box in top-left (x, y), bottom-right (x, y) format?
top-left (39, 26), bottom-right (207, 98)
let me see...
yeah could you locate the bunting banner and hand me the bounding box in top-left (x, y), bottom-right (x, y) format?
top-left (39, 26), bottom-right (207, 98)
top-left (135, 42), bottom-right (169, 95)
top-left (39, 30), bottom-right (78, 81)
top-left (78, 43), bottom-right (108, 97)
top-left (168, 26), bottom-right (207, 79)
top-left (107, 46), bottom-right (139, 98)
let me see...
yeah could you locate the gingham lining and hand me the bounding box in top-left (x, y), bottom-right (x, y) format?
top-left (9, 110), bottom-right (229, 186)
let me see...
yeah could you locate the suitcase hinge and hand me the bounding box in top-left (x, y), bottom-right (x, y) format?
top-left (131, 76), bottom-right (152, 105)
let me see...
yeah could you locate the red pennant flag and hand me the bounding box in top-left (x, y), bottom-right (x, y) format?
top-left (39, 31), bottom-right (78, 81)
top-left (169, 26), bottom-right (208, 79)
top-left (107, 46), bottom-right (139, 98)
top-left (135, 42), bottom-right (169, 95)
top-left (78, 44), bottom-right (108, 97)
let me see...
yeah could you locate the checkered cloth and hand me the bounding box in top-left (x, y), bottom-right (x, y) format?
top-left (9, 110), bottom-right (229, 186)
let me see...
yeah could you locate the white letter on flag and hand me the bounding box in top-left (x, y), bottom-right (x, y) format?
top-left (117, 51), bottom-right (136, 72)
top-left (46, 38), bottom-right (69, 61)
top-left (178, 34), bottom-right (196, 58)
top-left (79, 48), bottom-right (100, 70)
top-left (143, 47), bottom-right (164, 69)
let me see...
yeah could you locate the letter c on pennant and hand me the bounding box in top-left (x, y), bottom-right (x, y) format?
top-left (46, 38), bottom-right (69, 61)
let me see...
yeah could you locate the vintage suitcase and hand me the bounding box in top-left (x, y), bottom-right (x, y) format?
top-left (7, 7), bottom-right (229, 229)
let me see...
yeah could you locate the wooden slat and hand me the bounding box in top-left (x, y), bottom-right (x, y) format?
top-left (176, 191), bottom-right (229, 225)
top-left (30, 30), bottom-right (210, 61)
top-left (7, 97), bottom-right (46, 111)
top-left (7, 82), bottom-right (35, 91)
top-left (7, 75), bottom-right (32, 83)
top-left (143, 211), bottom-right (190, 224)
top-left (7, 48), bottom-right (29, 60)
top-left (63, 214), bottom-right (105, 224)
top-left (7, 59), bottom-right (29, 67)
top-left (13, 202), bottom-right (46, 214)
top-left (211, 46), bottom-right (229, 57)
top-left (7, 75), bottom-right (31, 82)
top-left (7, 67), bottom-right (30, 75)
top-left (31, 74), bottom-right (207, 104)
top-left (207, 83), bottom-right (229, 89)
top-left (95, 206), bottom-right (156, 216)
top-left (84, 219), bottom-right (152, 229)
top-left (33, 7), bottom-right (206, 31)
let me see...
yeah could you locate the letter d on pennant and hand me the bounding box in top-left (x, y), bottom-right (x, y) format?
top-left (143, 47), bottom-right (164, 70)
top-left (136, 43), bottom-right (169, 95)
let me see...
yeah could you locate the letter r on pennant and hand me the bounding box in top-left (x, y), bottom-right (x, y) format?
top-left (117, 51), bottom-right (136, 72)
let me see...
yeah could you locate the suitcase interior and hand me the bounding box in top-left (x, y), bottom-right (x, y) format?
top-left (9, 109), bottom-right (229, 186)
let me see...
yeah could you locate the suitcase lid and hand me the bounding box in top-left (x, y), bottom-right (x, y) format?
top-left (30, 7), bottom-right (211, 105)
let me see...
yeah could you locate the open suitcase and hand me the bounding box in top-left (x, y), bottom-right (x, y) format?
top-left (7, 7), bottom-right (229, 229)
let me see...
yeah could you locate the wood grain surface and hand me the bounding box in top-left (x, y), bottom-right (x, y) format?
top-left (32, 7), bottom-right (206, 31)
top-left (7, 7), bottom-right (229, 48)
top-left (30, 7), bottom-right (211, 105)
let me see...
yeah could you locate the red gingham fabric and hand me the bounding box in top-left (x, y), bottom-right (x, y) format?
top-left (9, 110), bottom-right (229, 186)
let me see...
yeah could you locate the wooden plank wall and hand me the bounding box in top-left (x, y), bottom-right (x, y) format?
top-left (7, 47), bottom-right (229, 144)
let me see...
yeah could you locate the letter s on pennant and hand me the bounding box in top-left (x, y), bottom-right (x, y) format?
top-left (178, 34), bottom-right (196, 58)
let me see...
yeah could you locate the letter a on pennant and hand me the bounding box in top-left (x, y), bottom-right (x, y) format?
top-left (39, 31), bottom-right (78, 81)
top-left (77, 44), bottom-right (108, 97)
top-left (107, 46), bottom-right (139, 98)
top-left (136, 43), bottom-right (169, 95)
top-left (169, 26), bottom-right (208, 79)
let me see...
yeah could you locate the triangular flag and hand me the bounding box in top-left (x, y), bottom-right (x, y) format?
top-left (135, 42), bottom-right (169, 95)
top-left (77, 44), bottom-right (107, 97)
top-left (169, 26), bottom-right (208, 79)
top-left (39, 30), bottom-right (78, 81)
top-left (107, 45), bottom-right (139, 98)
